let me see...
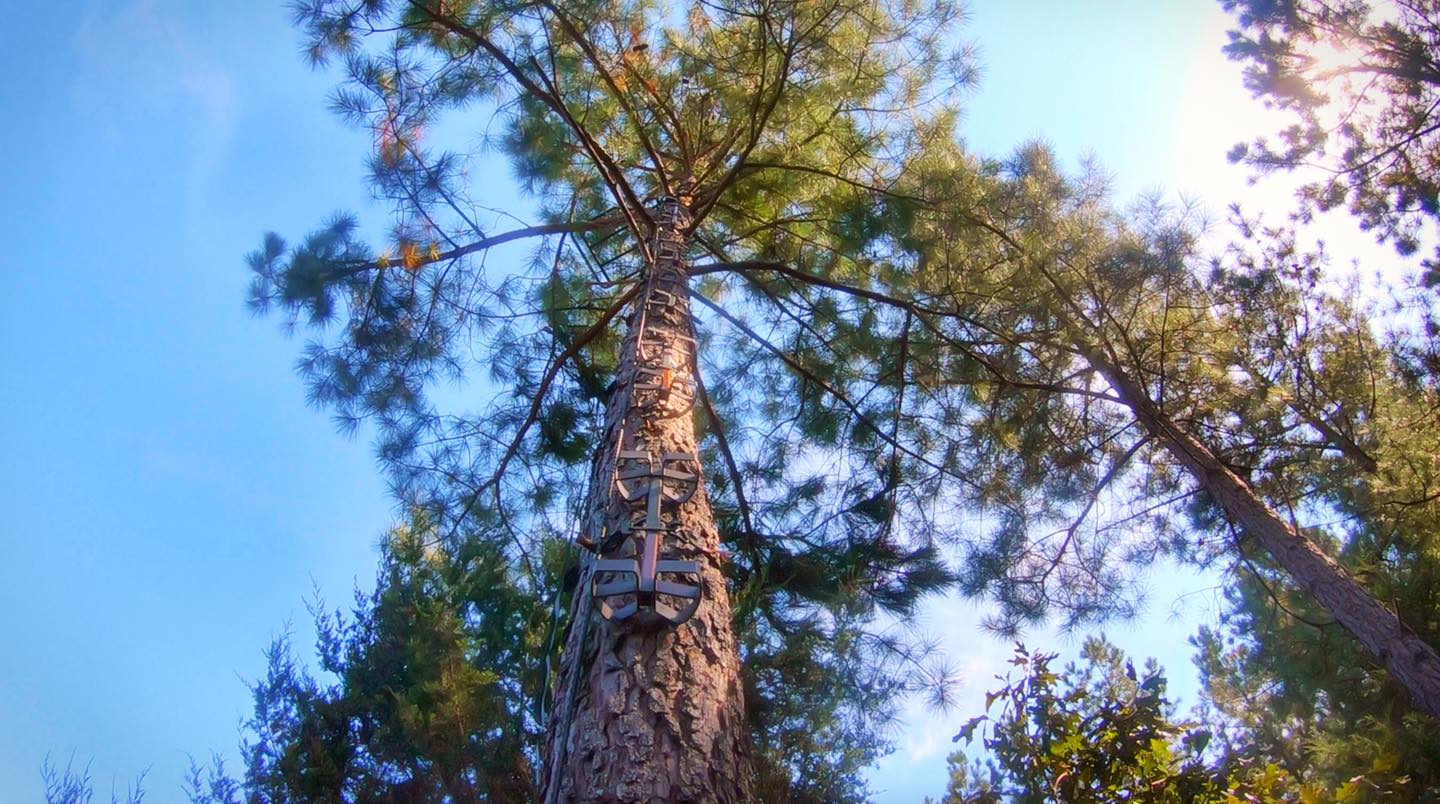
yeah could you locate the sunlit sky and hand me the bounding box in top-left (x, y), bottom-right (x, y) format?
top-left (0, 2), bottom-right (1399, 801)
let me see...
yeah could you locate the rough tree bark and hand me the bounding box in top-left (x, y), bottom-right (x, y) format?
top-left (541, 196), bottom-right (754, 803)
top-left (1085, 345), bottom-right (1440, 718)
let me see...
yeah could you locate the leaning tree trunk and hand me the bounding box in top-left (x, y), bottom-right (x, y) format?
top-left (1085, 346), bottom-right (1440, 718)
top-left (540, 196), bottom-right (754, 803)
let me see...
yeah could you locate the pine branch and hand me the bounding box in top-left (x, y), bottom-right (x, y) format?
top-left (735, 160), bottom-right (929, 205)
top-left (692, 291), bottom-right (985, 495)
top-left (452, 281), bottom-right (642, 527)
top-left (408, 1), bottom-right (653, 245)
top-left (542, 2), bottom-right (675, 196)
top-left (693, 260), bottom-right (1119, 403)
top-left (692, 9), bottom-right (801, 222)
top-left (334, 216), bottom-right (625, 278)
top-left (1038, 433), bottom-right (1153, 589)
top-left (692, 359), bottom-right (763, 570)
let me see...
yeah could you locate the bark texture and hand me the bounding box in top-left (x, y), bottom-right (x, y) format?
top-left (541, 197), bottom-right (754, 803)
top-left (1090, 347), bottom-right (1440, 718)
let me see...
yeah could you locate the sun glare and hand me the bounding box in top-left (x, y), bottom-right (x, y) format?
top-left (1305, 33), bottom-right (1371, 89)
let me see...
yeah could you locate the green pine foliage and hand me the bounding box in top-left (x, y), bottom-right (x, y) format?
top-left (1160, 218), bottom-right (1440, 797)
top-left (243, 0), bottom-right (986, 796)
top-left (1184, 237), bottom-right (1440, 796)
top-left (880, 141), bottom-right (1440, 796)
top-left (1221, 0), bottom-right (1440, 285)
top-left (818, 130), bottom-right (1440, 684)
top-left (231, 0), bottom-right (1440, 798)
top-left (841, 141), bottom-right (1221, 632)
top-left (194, 517), bottom-right (544, 802)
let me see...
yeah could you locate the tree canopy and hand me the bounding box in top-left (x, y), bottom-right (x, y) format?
top-left (244, 0), bottom-right (982, 798)
top-left (937, 639), bottom-right (1299, 803)
top-left (254, 0), bottom-right (973, 605)
top-left (218, 0), bottom-right (1440, 798)
top-left (1222, 0), bottom-right (1440, 284)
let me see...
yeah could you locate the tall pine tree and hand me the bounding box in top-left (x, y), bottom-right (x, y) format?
top-left (876, 140), bottom-right (1440, 716)
top-left (250, 0), bottom-right (970, 798)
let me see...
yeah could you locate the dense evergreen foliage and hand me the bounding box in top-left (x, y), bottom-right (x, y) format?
top-left (1184, 233), bottom-right (1440, 798)
top-left (935, 640), bottom-right (1299, 803)
top-left (891, 146), bottom-right (1440, 797)
top-left (1222, 0), bottom-right (1440, 285)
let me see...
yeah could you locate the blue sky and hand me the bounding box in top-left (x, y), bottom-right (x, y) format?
top-left (0, 2), bottom-right (1364, 800)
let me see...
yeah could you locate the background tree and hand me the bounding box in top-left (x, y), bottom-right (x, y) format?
top-left (182, 518), bottom-right (538, 803)
top-left (252, 0), bottom-right (971, 798)
top-left (934, 640), bottom-right (1298, 803)
top-left (41, 757), bottom-right (147, 804)
top-left (815, 138), bottom-right (1440, 714)
top-left (1184, 239), bottom-right (1440, 796)
top-left (192, 511), bottom-right (915, 803)
top-left (1221, 0), bottom-right (1440, 285)
top-left (1193, 6), bottom-right (1440, 783)
top-left (226, 518), bottom-right (540, 803)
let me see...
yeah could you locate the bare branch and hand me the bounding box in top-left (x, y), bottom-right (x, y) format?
top-left (334, 215), bottom-right (626, 278)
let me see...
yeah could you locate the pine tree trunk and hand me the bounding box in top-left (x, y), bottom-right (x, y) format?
top-left (1088, 347), bottom-right (1440, 718)
top-left (540, 198), bottom-right (754, 803)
